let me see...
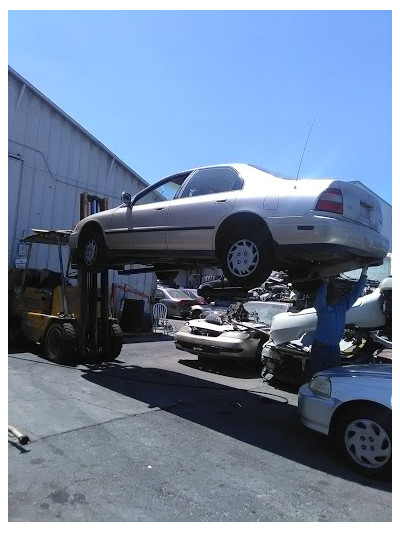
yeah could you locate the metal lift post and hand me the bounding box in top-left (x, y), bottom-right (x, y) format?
top-left (77, 268), bottom-right (111, 357)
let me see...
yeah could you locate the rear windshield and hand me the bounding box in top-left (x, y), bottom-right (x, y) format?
top-left (248, 164), bottom-right (295, 180)
top-left (166, 289), bottom-right (193, 299)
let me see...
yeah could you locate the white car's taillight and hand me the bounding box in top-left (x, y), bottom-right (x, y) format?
top-left (315, 187), bottom-right (343, 215)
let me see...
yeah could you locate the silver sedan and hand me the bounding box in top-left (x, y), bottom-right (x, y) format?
top-left (69, 163), bottom-right (389, 289)
top-left (298, 364), bottom-right (392, 478)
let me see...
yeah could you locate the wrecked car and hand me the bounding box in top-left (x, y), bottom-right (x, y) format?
top-left (261, 276), bottom-right (392, 385)
top-left (175, 300), bottom-right (292, 365)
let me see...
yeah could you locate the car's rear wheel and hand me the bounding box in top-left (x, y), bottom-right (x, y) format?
top-left (78, 225), bottom-right (106, 272)
top-left (220, 229), bottom-right (273, 287)
top-left (334, 405), bottom-right (392, 479)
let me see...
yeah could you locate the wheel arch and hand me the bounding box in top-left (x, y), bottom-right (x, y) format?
top-left (77, 220), bottom-right (105, 245)
top-left (215, 212), bottom-right (272, 257)
top-left (329, 399), bottom-right (391, 437)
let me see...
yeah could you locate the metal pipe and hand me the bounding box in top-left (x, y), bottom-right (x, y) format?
top-left (8, 425), bottom-right (30, 445)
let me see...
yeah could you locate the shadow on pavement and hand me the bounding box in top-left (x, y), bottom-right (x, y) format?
top-left (80, 361), bottom-right (391, 491)
top-left (178, 357), bottom-right (262, 379)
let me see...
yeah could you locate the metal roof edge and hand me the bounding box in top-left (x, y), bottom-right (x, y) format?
top-left (8, 65), bottom-right (149, 189)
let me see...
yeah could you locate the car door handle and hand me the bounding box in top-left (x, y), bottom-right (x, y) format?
top-left (155, 207), bottom-right (164, 211)
top-left (216, 199), bottom-right (228, 203)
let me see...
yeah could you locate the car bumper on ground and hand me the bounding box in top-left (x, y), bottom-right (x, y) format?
top-left (175, 332), bottom-right (259, 359)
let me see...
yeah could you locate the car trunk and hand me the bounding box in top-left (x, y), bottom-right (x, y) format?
top-left (310, 180), bottom-right (383, 233)
top-left (174, 299), bottom-right (198, 313)
top-left (333, 181), bottom-right (383, 232)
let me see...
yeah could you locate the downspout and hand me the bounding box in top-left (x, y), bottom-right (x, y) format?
top-left (9, 153), bottom-right (24, 265)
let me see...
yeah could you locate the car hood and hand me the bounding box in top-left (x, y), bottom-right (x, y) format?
top-left (315, 364), bottom-right (392, 380)
top-left (184, 318), bottom-right (269, 332)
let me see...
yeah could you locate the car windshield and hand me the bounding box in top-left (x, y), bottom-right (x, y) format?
top-left (166, 289), bottom-right (192, 299)
top-left (243, 301), bottom-right (289, 325)
top-left (182, 290), bottom-right (197, 298)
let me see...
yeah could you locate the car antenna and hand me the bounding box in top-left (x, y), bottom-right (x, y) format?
top-left (295, 109), bottom-right (319, 188)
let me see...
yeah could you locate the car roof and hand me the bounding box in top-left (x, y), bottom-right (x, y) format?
top-left (171, 163), bottom-right (294, 180)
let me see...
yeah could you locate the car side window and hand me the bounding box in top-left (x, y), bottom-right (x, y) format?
top-left (154, 289), bottom-right (164, 299)
top-left (179, 167), bottom-right (243, 198)
top-left (134, 172), bottom-right (192, 206)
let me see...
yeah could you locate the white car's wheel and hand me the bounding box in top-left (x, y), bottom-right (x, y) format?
top-left (335, 405), bottom-right (392, 479)
top-left (221, 230), bottom-right (273, 287)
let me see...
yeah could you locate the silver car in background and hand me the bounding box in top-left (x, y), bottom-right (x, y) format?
top-left (298, 364), bottom-right (392, 479)
top-left (153, 286), bottom-right (197, 319)
top-left (69, 163), bottom-right (388, 290)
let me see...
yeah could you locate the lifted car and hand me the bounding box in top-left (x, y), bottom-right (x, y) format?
top-left (69, 163), bottom-right (388, 290)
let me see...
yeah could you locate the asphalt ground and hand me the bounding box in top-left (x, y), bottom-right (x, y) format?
top-left (8, 321), bottom-right (392, 522)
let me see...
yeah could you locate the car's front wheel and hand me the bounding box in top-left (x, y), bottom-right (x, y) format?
top-left (220, 229), bottom-right (273, 287)
top-left (78, 225), bottom-right (106, 272)
top-left (334, 405), bottom-right (392, 479)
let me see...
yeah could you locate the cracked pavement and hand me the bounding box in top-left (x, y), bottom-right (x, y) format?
top-left (8, 332), bottom-right (392, 522)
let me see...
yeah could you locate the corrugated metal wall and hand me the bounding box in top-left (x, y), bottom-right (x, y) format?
top-left (8, 67), bottom-right (156, 316)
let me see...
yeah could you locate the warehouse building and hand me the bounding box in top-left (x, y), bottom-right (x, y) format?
top-left (8, 66), bottom-right (156, 326)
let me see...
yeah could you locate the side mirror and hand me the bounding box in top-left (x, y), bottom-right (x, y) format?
top-left (121, 191), bottom-right (132, 206)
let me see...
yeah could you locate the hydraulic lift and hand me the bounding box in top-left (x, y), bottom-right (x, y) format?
top-left (9, 229), bottom-right (123, 364)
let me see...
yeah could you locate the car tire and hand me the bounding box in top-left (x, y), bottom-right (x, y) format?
top-left (44, 322), bottom-right (77, 364)
top-left (78, 225), bottom-right (106, 272)
top-left (221, 229), bottom-right (273, 287)
top-left (334, 405), bottom-right (392, 479)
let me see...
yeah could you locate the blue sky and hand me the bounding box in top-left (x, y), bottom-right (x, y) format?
top-left (8, 9), bottom-right (392, 205)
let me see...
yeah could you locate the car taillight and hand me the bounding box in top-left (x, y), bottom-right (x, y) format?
top-left (315, 187), bottom-right (343, 215)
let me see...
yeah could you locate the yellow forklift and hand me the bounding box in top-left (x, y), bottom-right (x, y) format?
top-left (9, 229), bottom-right (123, 364)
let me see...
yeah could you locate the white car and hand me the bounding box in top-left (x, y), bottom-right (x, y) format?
top-left (69, 163), bottom-right (388, 288)
top-left (261, 276), bottom-right (392, 384)
top-left (298, 364), bottom-right (392, 479)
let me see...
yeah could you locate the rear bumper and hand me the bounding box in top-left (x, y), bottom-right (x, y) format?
top-left (268, 215), bottom-right (389, 262)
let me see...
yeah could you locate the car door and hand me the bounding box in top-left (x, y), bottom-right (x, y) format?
top-left (108, 199), bottom-right (170, 251)
top-left (109, 173), bottom-right (190, 251)
top-left (166, 167), bottom-right (243, 252)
